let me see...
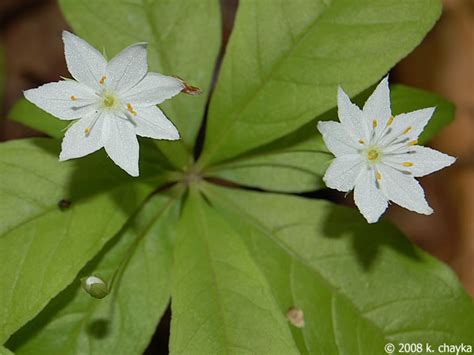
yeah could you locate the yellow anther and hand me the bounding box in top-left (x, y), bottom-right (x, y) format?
top-left (127, 103), bottom-right (137, 116)
top-left (402, 162), bottom-right (414, 167)
top-left (84, 128), bottom-right (91, 137)
top-left (387, 116), bottom-right (394, 126)
top-left (70, 95), bottom-right (77, 101)
top-left (402, 126), bottom-right (412, 135)
top-left (408, 139), bottom-right (418, 146)
top-left (99, 76), bottom-right (107, 85)
top-left (358, 139), bottom-right (365, 144)
top-left (372, 120), bottom-right (378, 129)
top-left (376, 171), bottom-right (382, 181)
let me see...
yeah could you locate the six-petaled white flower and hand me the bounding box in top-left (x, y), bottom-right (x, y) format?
top-left (24, 31), bottom-right (185, 176)
top-left (317, 77), bottom-right (456, 223)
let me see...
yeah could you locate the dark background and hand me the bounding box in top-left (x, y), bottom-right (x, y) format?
top-left (0, 0), bottom-right (472, 351)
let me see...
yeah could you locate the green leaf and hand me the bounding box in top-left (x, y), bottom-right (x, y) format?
top-left (169, 188), bottom-right (299, 354)
top-left (7, 192), bottom-right (181, 355)
top-left (202, 183), bottom-right (474, 352)
top-left (206, 84), bottom-right (454, 193)
top-left (390, 84), bottom-right (455, 144)
top-left (58, 0), bottom-right (221, 168)
top-left (9, 99), bottom-right (68, 139)
top-left (206, 135), bottom-right (331, 193)
top-left (200, 0), bottom-right (441, 166)
top-left (0, 138), bottom-right (156, 343)
top-left (0, 346), bottom-right (13, 355)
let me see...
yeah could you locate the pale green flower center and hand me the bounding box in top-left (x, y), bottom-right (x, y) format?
top-left (367, 149), bottom-right (379, 161)
top-left (103, 95), bottom-right (115, 107)
top-left (99, 91), bottom-right (120, 111)
top-left (365, 146), bottom-right (382, 163)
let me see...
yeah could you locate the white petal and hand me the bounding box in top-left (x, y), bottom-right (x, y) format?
top-left (353, 166), bottom-right (388, 223)
top-left (323, 155), bottom-right (363, 192)
top-left (317, 121), bottom-right (359, 157)
top-left (363, 76), bottom-right (392, 136)
top-left (59, 111), bottom-right (105, 160)
top-left (123, 73), bottom-right (184, 107)
top-left (378, 164), bottom-right (433, 215)
top-left (62, 31), bottom-right (107, 91)
top-left (24, 80), bottom-right (97, 120)
top-left (134, 106), bottom-right (180, 140)
top-left (106, 44), bottom-right (148, 92)
top-left (104, 118), bottom-right (139, 176)
top-left (383, 146), bottom-right (456, 177)
top-left (337, 86), bottom-right (369, 141)
top-left (382, 108), bottom-right (435, 148)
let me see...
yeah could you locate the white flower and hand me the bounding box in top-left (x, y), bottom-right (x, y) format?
top-left (24, 31), bottom-right (185, 177)
top-left (317, 77), bottom-right (456, 223)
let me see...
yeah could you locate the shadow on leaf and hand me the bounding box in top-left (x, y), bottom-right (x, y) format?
top-left (321, 204), bottom-right (421, 270)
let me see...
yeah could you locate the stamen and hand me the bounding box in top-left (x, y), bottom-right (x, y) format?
top-left (376, 171), bottom-right (382, 181)
top-left (387, 116), bottom-right (394, 126)
top-left (372, 120), bottom-right (378, 129)
top-left (83, 112), bottom-right (102, 137)
top-left (402, 126), bottom-right (412, 135)
top-left (127, 103), bottom-right (137, 116)
top-left (408, 139), bottom-right (418, 146)
top-left (402, 162), bottom-right (414, 167)
top-left (70, 95), bottom-right (77, 101)
top-left (99, 76), bottom-right (107, 85)
top-left (358, 139), bottom-right (365, 145)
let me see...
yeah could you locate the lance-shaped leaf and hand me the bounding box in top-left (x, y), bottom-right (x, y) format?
top-left (206, 134), bottom-right (331, 193)
top-left (0, 138), bottom-right (156, 343)
top-left (206, 84), bottom-right (454, 193)
top-left (170, 189), bottom-right (299, 354)
top-left (200, 0), bottom-right (442, 165)
top-left (7, 192), bottom-right (180, 355)
top-left (203, 183), bottom-right (474, 352)
top-left (58, 0), bottom-right (221, 168)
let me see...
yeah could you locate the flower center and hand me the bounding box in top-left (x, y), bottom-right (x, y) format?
top-left (103, 95), bottom-right (115, 107)
top-left (367, 149), bottom-right (379, 161)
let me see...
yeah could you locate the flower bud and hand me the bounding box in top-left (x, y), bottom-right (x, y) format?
top-left (81, 275), bottom-right (108, 299)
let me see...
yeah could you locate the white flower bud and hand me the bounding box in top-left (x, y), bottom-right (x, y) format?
top-left (81, 275), bottom-right (108, 299)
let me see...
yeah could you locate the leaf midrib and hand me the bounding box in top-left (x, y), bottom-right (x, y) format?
top-left (65, 196), bottom-right (176, 354)
top-left (183, 195), bottom-right (233, 354)
top-left (201, 0), bottom-right (332, 164)
top-left (204, 185), bottom-right (394, 345)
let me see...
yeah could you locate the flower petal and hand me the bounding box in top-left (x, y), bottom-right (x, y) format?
top-left (24, 80), bottom-right (97, 120)
top-left (383, 107), bottom-right (435, 147)
top-left (62, 31), bottom-right (107, 91)
top-left (353, 166), bottom-right (389, 223)
top-left (383, 146), bottom-right (456, 177)
top-left (134, 106), bottom-right (180, 140)
top-left (106, 44), bottom-right (148, 92)
top-left (104, 118), bottom-right (139, 176)
top-left (317, 121), bottom-right (359, 157)
top-left (59, 111), bottom-right (105, 160)
top-left (337, 86), bottom-right (369, 141)
top-left (323, 155), bottom-right (363, 192)
top-left (378, 164), bottom-right (433, 215)
top-left (363, 76), bottom-right (392, 136)
top-left (123, 73), bottom-right (184, 107)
